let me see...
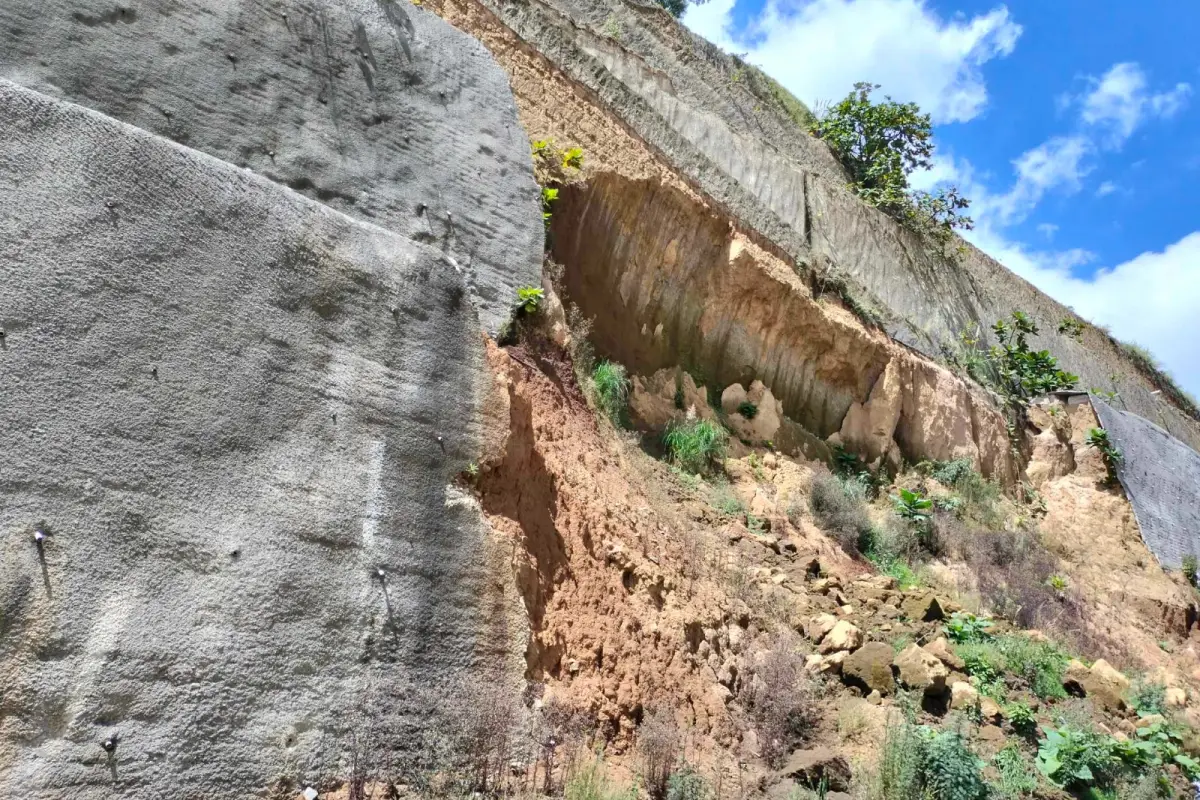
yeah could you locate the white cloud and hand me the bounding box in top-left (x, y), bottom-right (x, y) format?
top-left (1079, 62), bottom-right (1192, 146)
top-left (1095, 181), bottom-right (1117, 197)
top-left (967, 228), bottom-right (1200, 398)
top-left (1037, 223), bottom-right (1059, 239)
top-left (684, 0), bottom-right (1021, 123)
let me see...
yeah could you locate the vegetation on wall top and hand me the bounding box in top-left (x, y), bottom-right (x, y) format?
top-left (810, 82), bottom-right (973, 251)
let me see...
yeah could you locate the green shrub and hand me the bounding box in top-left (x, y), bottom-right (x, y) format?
top-left (810, 83), bottom-right (972, 246)
top-left (1036, 724), bottom-right (1126, 790)
top-left (956, 641), bottom-right (1005, 687)
top-left (1184, 554), bottom-right (1198, 588)
top-left (663, 419), bottom-right (727, 475)
top-left (711, 481), bottom-right (745, 517)
top-left (1085, 428), bottom-right (1122, 485)
top-left (654, 0), bottom-right (686, 17)
top-left (923, 729), bottom-right (989, 800)
top-left (929, 459), bottom-right (1000, 522)
top-left (997, 636), bottom-right (1068, 700)
top-left (541, 187), bottom-right (559, 223)
top-left (860, 523), bottom-right (922, 589)
top-left (809, 473), bottom-right (873, 554)
top-left (1057, 318), bottom-right (1086, 339)
top-left (955, 312), bottom-right (1078, 408)
top-left (1004, 701), bottom-right (1037, 737)
top-left (736, 400), bottom-right (758, 419)
top-left (590, 361), bottom-right (630, 425)
top-left (666, 765), bottom-right (709, 800)
top-left (944, 611), bottom-right (994, 644)
top-left (868, 722), bottom-right (987, 800)
top-left (992, 742), bottom-right (1038, 798)
top-left (1131, 679), bottom-right (1168, 718)
top-left (517, 286), bottom-right (545, 314)
top-left (874, 720), bottom-right (925, 800)
top-left (892, 488), bottom-right (933, 524)
top-left (566, 754), bottom-right (636, 800)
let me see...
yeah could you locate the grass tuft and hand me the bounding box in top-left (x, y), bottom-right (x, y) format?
top-left (663, 419), bottom-right (727, 475)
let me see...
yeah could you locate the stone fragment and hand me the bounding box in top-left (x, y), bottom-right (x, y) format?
top-left (979, 696), bottom-right (1003, 723)
top-left (1063, 659), bottom-right (1090, 695)
top-left (893, 644), bottom-right (949, 695)
top-left (950, 681), bottom-right (979, 710)
top-left (1166, 687), bottom-right (1188, 708)
top-left (1083, 659), bottom-right (1130, 712)
top-left (924, 637), bottom-right (965, 671)
top-left (820, 651), bottom-right (848, 675)
top-left (806, 613), bottom-right (838, 644)
top-left (843, 642), bottom-right (895, 695)
top-left (820, 621), bottom-right (864, 653)
top-left (900, 592), bottom-right (945, 622)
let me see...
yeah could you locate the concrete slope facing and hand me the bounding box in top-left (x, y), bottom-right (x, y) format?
top-left (0, 80), bottom-right (522, 798)
top-left (1093, 397), bottom-right (1200, 569)
top-left (0, 0), bottom-right (542, 335)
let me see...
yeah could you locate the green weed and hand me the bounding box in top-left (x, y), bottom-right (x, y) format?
top-left (590, 361), bottom-right (630, 425)
top-left (663, 419), bottom-right (727, 475)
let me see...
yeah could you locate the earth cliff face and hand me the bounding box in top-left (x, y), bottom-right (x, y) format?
top-left (432, 0), bottom-right (1200, 452)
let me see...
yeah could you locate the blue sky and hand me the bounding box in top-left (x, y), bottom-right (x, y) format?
top-left (685, 0), bottom-right (1200, 398)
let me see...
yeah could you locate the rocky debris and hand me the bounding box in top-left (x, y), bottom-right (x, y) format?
top-left (900, 592), bottom-right (946, 622)
top-left (1083, 659), bottom-right (1131, 712)
top-left (806, 613), bottom-right (839, 644)
top-left (1062, 657), bottom-right (1131, 711)
top-left (843, 642), bottom-right (896, 695)
top-left (950, 681), bottom-right (979, 711)
top-left (721, 381), bottom-right (783, 443)
top-left (778, 747), bottom-right (852, 792)
top-left (1167, 687), bottom-right (1188, 708)
top-left (1063, 659), bottom-right (1091, 695)
top-left (979, 696), bottom-right (1003, 723)
top-left (893, 644), bottom-right (949, 695)
top-left (629, 367), bottom-right (715, 432)
top-left (820, 621), bottom-right (863, 654)
top-left (924, 637), bottom-right (966, 671)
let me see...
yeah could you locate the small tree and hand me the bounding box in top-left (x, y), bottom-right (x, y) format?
top-left (812, 83), bottom-right (972, 244)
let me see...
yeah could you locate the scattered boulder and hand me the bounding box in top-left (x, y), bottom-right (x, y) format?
top-left (806, 613), bottom-right (838, 644)
top-left (893, 644), bottom-right (949, 695)
top-left (778, 747), bottom-right (852, 792)
top-left (900, 592), bottom-right (945, 622)
top-left (628, 368), bottom-right (714, 431)
top-left (843, 642), bottom-right (895, 695)
top-left (1167, 687), bottom-right (1188, 708)
top-left (979, 696), bottom-right (1003, 723)
top-left (821, 621), bottom-right (864, 654)
top-left (950, 681), bottom-right (979, 711)
top-left (1063, 659), bottom-right (1090, 695)
top-left (721, 380), bottom-right (783, 443)
top-left (1083, 659), bottom-right (1130, 712)
top-left (924, 637), bottom-right (965, 671)
top-left (819, 651), bottom-right (849, 675)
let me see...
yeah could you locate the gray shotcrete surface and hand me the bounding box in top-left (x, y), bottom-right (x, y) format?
top-left (0, 0), bottom-right (543, 336)
top-left (1092, 397), bottom-right (1200, 569)
top-left (0, 80), bottom-right (520, 797)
